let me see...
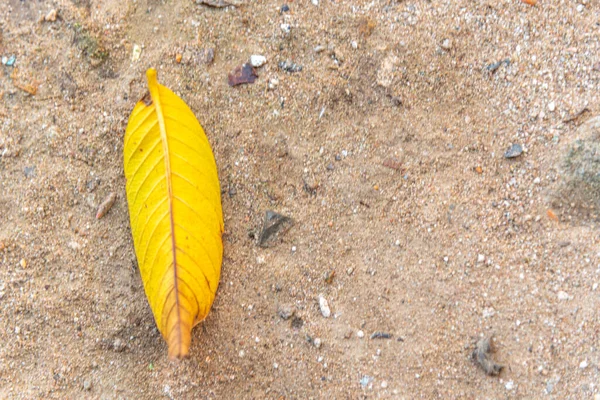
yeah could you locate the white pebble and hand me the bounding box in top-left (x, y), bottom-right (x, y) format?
top-left (505, 381), bottom-right (514, 390)
top-left (357, 330), bottom-right (365, 338)
top-left (381, 381), bottom-right (388, 388)
top-left (351, 41), bottom-right (358, 50)
top-left (280, 23), bottom-right (291, 33)
top-left (319, 295), bottom-right (331, 318)
top-left (273, 362), bottom-right (278, 369)
top-left (593, 283), bottom-right (598, 291)
top-left (557, 291), bottom-right (570, 301)
top-left (441, 38), bottom-right (452, 50)
top-left (291, 246), bottom-right (297, 252)
top-left (311, 0), bottom-right (319, 5)
top-left (533, 177), bottom-right (541, 184)
top-left (394, 240), bottom-right (400, 246)
top-left (580, 360), bottom-right (588, 369)
top-left (477, 254), bottom-right (485, 263)
top-left (250, 55), bottom-right (266, 67)
top-left (268, 78), bottom-right (279, 90)
top-left (482, 307), bottom-right (496, 318)
top-left (131, 44), bottom-right (142, 62)
top-left (548, 101), bottom-right (556, 112)
top-left (577, 4), bottom-right (585, 12)
top-left (313, 338), bottom-right (322, 348)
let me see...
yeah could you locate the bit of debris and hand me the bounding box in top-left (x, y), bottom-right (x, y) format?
top-left (196, 0), bottom-right (239, 7)
top-left (472, 336), bottom-right (503, 376)
top-left (280, 4), bottom-right (290, 13)
top-left (228, 63), bottom-right (258, 86)
top-left (318, 295), bottom-right (331, 318)
top-left (175, 53), bottom-right (183, 63)
top-left (370, 332), bottom-right (393, 340)
top-left (485, 58), bottom-right (510, 73)
top-left (257, 210), bottom-right (294, 247)
top-left (131, 44), bottom-right (142, 62)
top-left (504, 143), bottom-right (523, 159)
top-left (563, 107), bottom-right (589, 123)
top-left (278, 60), bottom-right (303, 73)
top-left (324, 270), bottom-right (335, 284)
top-left (440, 38), bottom-right (453, 50)
top-left (382, 157), bottom-right (403, 171)
top-left (546, 209), bottom-right (559, 222)
top-left (96, 192), bottom-right (117, 219)
top-left (291, 315), bottom-right (304, 329)
top-left (196, 48), bottom-right (215, 65)
top-left (521, 0), bottom-right (537, 5)
top-left (44, 9), bottom-right (58, 22)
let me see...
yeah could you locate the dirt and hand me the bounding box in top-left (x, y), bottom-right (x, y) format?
top-left (1, 0), bottom-right (600, 398)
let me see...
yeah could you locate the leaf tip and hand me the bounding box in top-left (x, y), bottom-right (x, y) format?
top-left (146, 68), bottom-right (158, 86)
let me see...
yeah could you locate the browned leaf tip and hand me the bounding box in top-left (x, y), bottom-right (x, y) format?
top-left (228, 64), bottom-right (258, 87)
top-left (96, 192), bottom-right (117, 219)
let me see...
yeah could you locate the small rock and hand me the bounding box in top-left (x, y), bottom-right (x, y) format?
top-left (280, 4), bottom-right (289, 13)
top-left (268, 78), bottom-right (279, 90)
top-left (557, 291), bottom-right (570, 301)
top-left (318, 295), bottom-right (331, 318)
top-left (44, 9), bottom-right (58, 22)
top-left (504, 143), bottom-right (523, 159)
top-left (1, 56), bottom-right (7, 65)
top-left (83, 379), bottom-right (92, 391)
top-left (351, 41), bottom-right (358, 50)
top-left (577, 4), bottom-right (585, 12)
top-left (314, 45), bottom-right (326, 53)
top-left (311, 0), bottom-right (318, 5)
top-left (441, 38), bottom-right (452, 50)
top-left (313, 338), bottom-right (322, 348)
top-left (579, 359), bottom-right (588, 369)
top-left (505, 381), bottom-right (515, 390)
top-left (278, 304), bottom-right (294, 320)
top-left (250, 55), bottom-right (266, 67)
top-left (477, 254), bottom-right (485, 263)
top-left (357, 330), bottom-right (365, 338)
top-left (280, 23), bottom-right (291, 33)
top-left (482, 307), bottom-right (496, 318)
top-left (548, 101), bottom-right (556, 112)
top-left (113, 338), bottom-right (125, 352)
top-left (381, 381), bottom-right (388, 388)
top-left (19, 259), bottom-right (27, 268)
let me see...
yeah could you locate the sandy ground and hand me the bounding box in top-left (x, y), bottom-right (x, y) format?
top-left (1, 0), bottom-right (600, 398)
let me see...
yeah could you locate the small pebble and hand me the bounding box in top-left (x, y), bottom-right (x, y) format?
top-left (505, 381), bottom-right (515, 390)
top-left (357, 330), bottom-right (365, 338)
top-left (360, 375), bottom-right (373, 388)
top-left (250, 55), bottom-right (266, 67)
top-left (477, 254), bottom-right (485, 263)
top-left (441, 38), bottom-right (452, 50)
top-left (19, 259), bottom-right (27, 268)
top-left (318, 295), bottom-right (331, 317)
top-left (593, 283), bottom-right (598, 291)
top-left (278, 304), bottom-right (294, 320)
top-left (280, 4), bottom-right (289, 12)
top-left (313, 338), bottom-right (322, 348)
top-left (394, 240), bottom-right (400, 246)
top-left (557, 291), bottom-right (570, 301)
top-left (113, 338), bottom-right (125, 352)
top-left (273, 362), bottom-right (279, 369)
top-left (381, 381), bottom-right (388, 388)
top-left (1, 56), bottom-right (7, 65)
top-left (311, 0), bottom-right (319, 5)
top-left (579, 359), bottom-right (588, 369)
top-left (504, 143), bottom-right (523, 159)
top-left (548, 101), bottom-right (556, 112)
top-left (280, 23), bottom-right (291, 33)
top-left (268, 78), bottom-right (279, 90)
top-left (314, 45), bottom-right (326, 53)
top-left (577, 4), bottom-right (585, 12)
top-left (291, 246), bottom-right (297, 252)
top-left (351, 41), bottom-right (358, 50)
top-left (83, 379), bottom-right (92, 391)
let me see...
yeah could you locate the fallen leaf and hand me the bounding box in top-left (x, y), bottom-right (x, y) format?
top-left (228, 63), bottom-right (258, 86)
top-left (123, 68), bottom-right (224, 359)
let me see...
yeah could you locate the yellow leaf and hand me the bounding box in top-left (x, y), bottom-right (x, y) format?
top-left (123, 68), bottom-right (223, 359)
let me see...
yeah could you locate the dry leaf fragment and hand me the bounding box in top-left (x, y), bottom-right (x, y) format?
top-left (96, 192), bottom-right (117, 219)
top-left (123, 68), bottom-right (223, 359)
top-left (228, 63), bottom-right (258, 86)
